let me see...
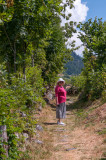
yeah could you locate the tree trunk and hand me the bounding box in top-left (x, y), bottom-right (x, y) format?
top-left (23, 66), bottom-right (26, 81)
top-left (32, 54), bottom-right (34, 67)
top-left (23, 42), bottom-right (27, 81)
top-left (14, 42), bottom-right (16, 73)
top-left (0, 125), bottom-right (8, 158)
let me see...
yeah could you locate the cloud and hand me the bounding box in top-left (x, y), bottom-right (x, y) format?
top-left (67, 31), bottom-right (85, 57)
top-left (61, 0), bottom-right (89, 56)
top-left (70, 0), bottom-right (89, 23)
top-left (70, 0), bottom-right (89, 56)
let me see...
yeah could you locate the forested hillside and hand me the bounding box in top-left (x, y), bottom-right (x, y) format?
top-left (64, 52), bottom-right (84, 75)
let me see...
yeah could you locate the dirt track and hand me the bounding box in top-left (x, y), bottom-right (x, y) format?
top-left (36, 97), bottom-right (106, 160)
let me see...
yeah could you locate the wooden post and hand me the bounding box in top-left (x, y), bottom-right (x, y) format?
top-left (0, 125), bottom-right (8, 158)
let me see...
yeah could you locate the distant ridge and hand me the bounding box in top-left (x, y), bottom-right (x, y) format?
top-left (64, 52), bottom-right (84, 75)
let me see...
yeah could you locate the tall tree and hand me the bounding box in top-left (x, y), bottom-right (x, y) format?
top-left (78, 18), bottom-right (106, 99)
top-left (78, 18), bottom-right (106, 70)
top-left (0, 0), bottom-right (76, 85)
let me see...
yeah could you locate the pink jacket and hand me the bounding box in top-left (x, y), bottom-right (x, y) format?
top-left (55, 85), bottom-right (67, 104)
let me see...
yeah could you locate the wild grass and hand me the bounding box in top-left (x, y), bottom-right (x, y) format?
top-left (68, 97), bottom-right (105, 129)
top-left (20, 140), bottom-right (53, 160)
top-left (103, 139), bottom-right (106, 143)
top-left (97, 128), bottom-right (106, 135)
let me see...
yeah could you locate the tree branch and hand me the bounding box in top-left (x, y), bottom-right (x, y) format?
top-left (3, 25), bottom-right (15, 54)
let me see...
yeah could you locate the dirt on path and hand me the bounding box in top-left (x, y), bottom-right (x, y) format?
top-left (35, 97), bottom-right (106, 160)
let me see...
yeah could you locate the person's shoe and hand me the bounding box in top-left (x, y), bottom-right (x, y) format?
top-left (59, 122), bottom-right (65, 125)
top-left (57, 121), bottom-right (65, 125)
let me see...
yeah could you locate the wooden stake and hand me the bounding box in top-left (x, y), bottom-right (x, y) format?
top-left (0, 125), bottom-right (8, 158)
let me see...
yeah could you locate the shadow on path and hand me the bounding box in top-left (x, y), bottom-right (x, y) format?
top-left (43, 122), bottom-right (57, 125)
top-left (66, 99), bottom-right (93, 111)
top-left (50, 103), bottom-right (56, 109)
top-left (48, 97), bottom-right (91, 113)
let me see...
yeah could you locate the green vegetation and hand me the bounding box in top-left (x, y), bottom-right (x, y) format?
top-left (103, 139), bottom-right (106, 143)
top-left (67, 18), bottom-right (106, 101)
top-left (64, 52), bottom-right (84, 75)
top-left (0, 64), bottom-right (44, 159)
top-left (0, 0), bottom-right (76, 159)
top-left (0, 0), bottom-right (76, 86)
top-left (0, 0), bottom-right (106, 159)
top-left (78, 18), bottom-right (106, 100)
top-left (98, 128), bottom-right (106, 135)
top-left (70, 74), bottom-right (86, 92)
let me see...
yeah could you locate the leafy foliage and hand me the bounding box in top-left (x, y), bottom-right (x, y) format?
top-left (77, 18), bottom-right (106, 100)
top-left (70, 74), bottom-right (86, 92)
top-left (0, 0), bottom-right (76, 159)
top-left (0, 0), bottom-right (76, 86)
top-left (0, 64), bottom-right (45, 159)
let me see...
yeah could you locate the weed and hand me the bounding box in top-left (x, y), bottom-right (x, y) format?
top-left (84, 123), bottom-right (90, 128)
top-left (98, 128), bottom-right (106, 135)
top-left (102, 152), bottom-right (106, 157)
top-left (54, 145), bottom-right (61, 152)
top-left (20, 150), bottom-right (31, 160)
top-left (103, 139), bottom-right (106, 143)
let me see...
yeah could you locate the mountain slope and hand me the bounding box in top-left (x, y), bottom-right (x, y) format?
top-left (65, 52), bottom-right (84, 75)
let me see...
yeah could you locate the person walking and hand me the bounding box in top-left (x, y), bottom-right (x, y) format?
top-left (55, 78), bottom-right (67, 125)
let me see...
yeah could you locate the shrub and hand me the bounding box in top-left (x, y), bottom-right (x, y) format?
top-left (87, 70), bottom-right (105, 100)
top-left (0, 65), bottom-right (45, 159)
top-left (70, 74), bottom-right (86, 92)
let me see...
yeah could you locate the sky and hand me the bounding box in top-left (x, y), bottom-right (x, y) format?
top-left (64, 0), bottom-right (106, 56)
top-left (83, 0), bottom-right (106, 21)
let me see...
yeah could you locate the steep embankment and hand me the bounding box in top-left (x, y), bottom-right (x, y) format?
top-left (21, 97), bottom-right (106, 160)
